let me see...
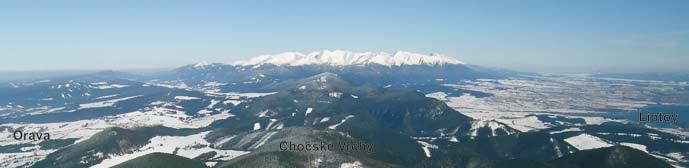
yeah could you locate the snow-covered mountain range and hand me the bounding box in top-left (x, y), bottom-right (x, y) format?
top-left (1, 51), bottom-right (689, 167)
top-left (231, 50), bottom-right (464, 67)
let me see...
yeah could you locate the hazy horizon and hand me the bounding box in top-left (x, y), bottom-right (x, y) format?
top-left (1, 1), bottom-right (688, 73)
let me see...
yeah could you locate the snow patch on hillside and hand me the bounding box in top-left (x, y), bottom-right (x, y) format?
top-left (328, 115), bottom-right (354, 130)
top-left (91, 84), bottom-right (129, 89)
top-left (339, 161), bottom-right (363, 168)
top-left (174, 96), bottom-right (200, 100)
top-left (550, 128), bottom-right (583, 134)
top-left (495, 116), bottom-right (550, 132)
top-left (468, 120), bottom-right (518, 137)
top-left (667, 152), bottom-right (685, 162)
top-left (95, 94), bottom-right (119, 100)
top-left (79, 95), bottom-right (142, 109)
top-left (425, 92), bottom-right (448, 101)
top-left (329, 92), bottom-right (343, 98)
top-left (320, 117), bottom-right (330, 123)
top-left (417, 141), bottom-right (438, 158)
top-left (223, 100), bottom-right (241, 106)
top-left (564, 133), bottom-right (612, 150)
top-left (249, 132), bottom-right (277, 150)
top-left (253, 123), bottom-right (261, 131)
top-left (305, 108), bottom-right (313, 117)
top-left (620, 143), bottom-right (648, 153)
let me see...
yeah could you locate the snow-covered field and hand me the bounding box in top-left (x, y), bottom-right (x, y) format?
top-left (425, 75), bottom-right (689, 167)
top-left (430, 75), bottom-right (682, 134)
top-left (1, 106), bottom-right (234, 146)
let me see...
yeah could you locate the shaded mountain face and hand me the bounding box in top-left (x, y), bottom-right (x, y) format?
top-left (208, 127), bottom-right (405, 168)
top-left (203, 73), bottom-right (580, 166)
top-left (550, 146), bottom-right (674, 168)
top-left (210, 72), bottom-right (473, 138)
top-left (202, 73), bottom-right (477, 166)
top-left (112, 152), bottom-right (208, 168)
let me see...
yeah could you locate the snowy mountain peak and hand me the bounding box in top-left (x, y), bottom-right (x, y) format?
top-left (190, 61), bottom-right (224, 70)
top-left (193, 61), bottom-right (211, 68)
top-left (232, 50), bottom-right (464, 67)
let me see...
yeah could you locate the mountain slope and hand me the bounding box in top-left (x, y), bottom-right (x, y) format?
top-left (205, 73), bottom-right (577, 166)
top-left (111, 152), bottom-right (207, 168)
top-left (210, 72), bottom-right (473, 137)
top-left (209, 127), bottom-right (403, 168)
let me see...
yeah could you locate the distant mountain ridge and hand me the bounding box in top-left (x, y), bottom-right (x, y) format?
top-left (159, 51), bottom-right (513, 93)
top-left (590, 72), bottom-right (689, 82)
top-left (231, 50), bottom-right (464, 67)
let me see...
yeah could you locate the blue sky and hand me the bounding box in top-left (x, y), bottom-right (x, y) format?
top-left (1, 0), bottom-right (687, 73)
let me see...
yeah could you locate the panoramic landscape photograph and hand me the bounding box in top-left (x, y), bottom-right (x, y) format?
top-left (1, 1), bottom-right (688, 168)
